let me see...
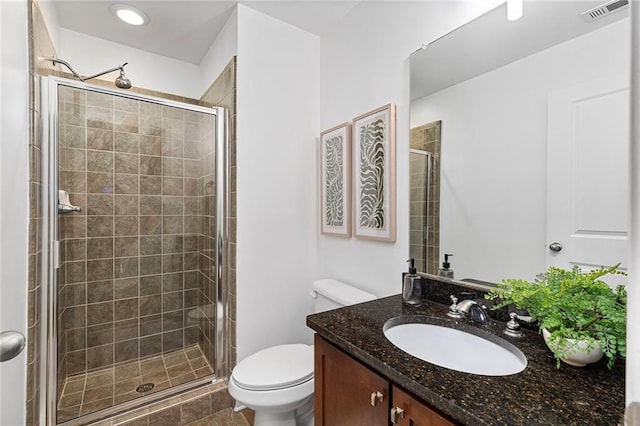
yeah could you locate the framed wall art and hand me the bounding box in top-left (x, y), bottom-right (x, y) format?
top-left (352, 103), bottom-right (396, 241)
top-left (320, 122), bottom-right (352, 237)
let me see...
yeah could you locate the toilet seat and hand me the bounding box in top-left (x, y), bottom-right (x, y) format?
top-left (232, 344), bottom-right (314, 391)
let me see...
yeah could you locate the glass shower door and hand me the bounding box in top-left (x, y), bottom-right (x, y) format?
top-left (49, 81), bottom-right (224, 424)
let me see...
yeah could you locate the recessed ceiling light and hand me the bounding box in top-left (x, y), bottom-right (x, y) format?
top-left (111, 4), bottom-right (149, 26)
top-left (506, 0), bottom-right (524, 21)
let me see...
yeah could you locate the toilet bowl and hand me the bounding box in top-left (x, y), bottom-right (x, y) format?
top-left (228, 344), bottom-right (314, 426)
top-left (228, 279), bottom-right (376, 426)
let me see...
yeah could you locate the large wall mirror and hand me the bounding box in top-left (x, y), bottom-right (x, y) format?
top-left (409, 0), bottom-right (630, 285)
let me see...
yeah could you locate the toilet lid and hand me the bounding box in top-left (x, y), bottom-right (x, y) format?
top-left (232, 344), bottom-right (314, 391)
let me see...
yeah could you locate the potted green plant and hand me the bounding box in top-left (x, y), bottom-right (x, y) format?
top-left (486, 264), bottom-right (626, 369)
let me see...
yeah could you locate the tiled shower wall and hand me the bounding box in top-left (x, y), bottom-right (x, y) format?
top-left (57, 86), bottom-right (215, 376)
top-left (410, 121), bottom-right (441, 274)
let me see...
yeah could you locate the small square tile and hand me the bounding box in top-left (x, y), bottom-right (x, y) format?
top-left (58, 391), bottom-right (83, 409)
top-left (85, 369), bottom-right (114, 389)
top-left (140, 275), bottom-right (162, 295)
top-left (80, 396), bottom-right (113, 416)
top-left (87, 280), bottom-right (114, 303)
top-left (115, 339), bottom-right (139, 363)
top-left (115, 298), bottom-right (138, 320)
top-left (162, 330), bottom-right (185, 353)
top-left (86, 301), bottom-right (114, 326)
top-left (87, 259), bottom-right (114, 281)
top-left (115, 318), bottom-right (139, 342)
top-left (139, 335), bottom-right (162, 358)
top-left (87, 216), bottom-right (114, 237)
top-left (114, 362), bottom-right (141, 382)
top-left (139, 314), bottom-right (162, 336)
top-left (115, 277), bottom-right (139, 299)
top-left (87, 150), bottom-right (114, 172)
top-left (140, 196), bottom-right (162, 215)
top-left (169, 371), bottom-right (195, 386)
top-left (87, 128), bottom-right (113, 151)
top-left (114, 257), bottom-right (138, 278)
top-left (87, 323), bottom-right (114, 348)
top-left (115, 132), bottom-right (139, 154)
top-left (115, 195), bottom-right (139, 215)
top-left (86, 344), bottom-right (114, 370)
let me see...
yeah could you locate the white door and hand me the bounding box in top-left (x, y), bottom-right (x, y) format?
top-left (547, 74), bottom-right (629, 287)
top-left (0, 0), bottom-right (29, 424)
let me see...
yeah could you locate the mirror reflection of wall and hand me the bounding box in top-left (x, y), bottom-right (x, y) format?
top-left (409, 1), bottom-right (630, 284)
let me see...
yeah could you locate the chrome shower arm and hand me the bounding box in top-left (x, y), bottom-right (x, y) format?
top-left (82, 63), bottom-right (128, 81)
top-left (47, 57), bottom-right (82, 80)
top-left (45, 57), bottom-right (128, 82)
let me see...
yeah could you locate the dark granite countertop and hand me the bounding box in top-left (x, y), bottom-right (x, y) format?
top-left (306, 294), bottom-right (625, 425)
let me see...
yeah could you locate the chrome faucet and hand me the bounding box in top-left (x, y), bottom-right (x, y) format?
top-left (447, 296), bottom-right (489, 325)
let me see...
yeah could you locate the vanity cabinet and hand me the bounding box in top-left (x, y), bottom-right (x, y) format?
top-left (314, 335), bottom-right (457, 426)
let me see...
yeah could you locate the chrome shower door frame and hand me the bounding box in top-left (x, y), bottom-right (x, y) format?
top-left (39, 76), bottom-right (230, 426)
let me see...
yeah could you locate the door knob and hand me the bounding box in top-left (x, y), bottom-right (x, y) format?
top-left (0, 331), bottom-right (26, 362)
top-left (549, 242), bottom-right (563, 252)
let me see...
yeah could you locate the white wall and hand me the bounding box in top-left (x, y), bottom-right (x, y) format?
top-left (199, 7), bottom-right (238, 94)
top-left (318, 1), bottom-right (497, 298)
top-left (0, 0), bottom-right (29, 423)
top-left (36, 0), bottom-right (61, 50)
top-left (410, 19), bottom-right (629, 283)
top-left (59, 28), bottom-right (202, 99)
top-left (235, 5), bottom-right (320, 361)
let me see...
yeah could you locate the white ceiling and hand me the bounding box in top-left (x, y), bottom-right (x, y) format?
top-left (52, 0), bottom-right (361, 64)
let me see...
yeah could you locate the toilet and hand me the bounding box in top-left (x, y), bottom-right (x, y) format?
top-left (228, 279), bottom-right (376, 426)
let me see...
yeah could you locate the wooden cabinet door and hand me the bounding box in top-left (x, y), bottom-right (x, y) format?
top-left (391, 386), bottom-right (457, 426)
top-left (314, 335), bottom-right (389, 426)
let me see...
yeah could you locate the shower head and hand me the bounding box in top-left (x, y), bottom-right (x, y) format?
top-left (115, 65), bottom-right (132, 89)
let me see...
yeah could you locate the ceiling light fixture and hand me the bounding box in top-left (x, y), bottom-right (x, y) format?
top-left (507, 0), bottom-right (524, 21)
top-left (111, 4), bottom-right (149, 26)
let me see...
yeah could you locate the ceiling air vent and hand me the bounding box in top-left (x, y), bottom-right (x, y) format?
top-left (581, 0), bottom-right (629, 22)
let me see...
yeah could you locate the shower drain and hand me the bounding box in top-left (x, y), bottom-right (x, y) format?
top-left (136, 383), bottom-right (155, 393)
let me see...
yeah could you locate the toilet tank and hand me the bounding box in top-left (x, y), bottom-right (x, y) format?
top-left (311, 279), bottom-right (376, 313)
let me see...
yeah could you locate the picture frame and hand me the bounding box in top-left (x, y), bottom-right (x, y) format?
top-left (352, 103), bottom-right (396, 242)
top-left (320, 122), bottom-right (352, 237)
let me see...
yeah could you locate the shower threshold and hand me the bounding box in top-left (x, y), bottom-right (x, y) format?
top-left (57, 344), bottom-right (213, 422)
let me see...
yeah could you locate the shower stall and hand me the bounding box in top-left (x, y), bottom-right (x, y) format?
top-left (39, 76), bottom-right (229, 425)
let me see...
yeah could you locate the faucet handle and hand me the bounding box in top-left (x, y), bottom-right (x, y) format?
top-left (447, 295), bottom-right (464, 319)
top-left (504, 312), bottom-right (524, 337)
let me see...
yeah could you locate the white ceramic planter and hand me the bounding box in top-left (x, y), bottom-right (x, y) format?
top-left (542, 329), bottom-right (604, 367)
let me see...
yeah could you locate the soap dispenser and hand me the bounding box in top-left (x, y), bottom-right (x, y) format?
top-left (403, 259), bottom-right (422, 306)
top-left (438, 253), bottom-right (454, 279)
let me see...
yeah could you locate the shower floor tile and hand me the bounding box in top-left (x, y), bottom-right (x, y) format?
top-left (57, 344), bottom-right (214, 423)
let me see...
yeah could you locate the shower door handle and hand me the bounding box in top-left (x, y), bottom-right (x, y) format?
top-left (0, 331), bottom-right (26, 362)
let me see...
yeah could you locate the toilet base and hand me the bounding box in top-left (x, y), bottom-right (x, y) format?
top-left (228, 376), bottom-right (314, 426)
top-left (252, 396), bottom-right (313, 426)
top-left (254, 410), bottom-right (295, 426)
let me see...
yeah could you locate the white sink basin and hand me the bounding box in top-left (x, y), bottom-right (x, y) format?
top-left (383, 321), bottom-right (527, 376)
